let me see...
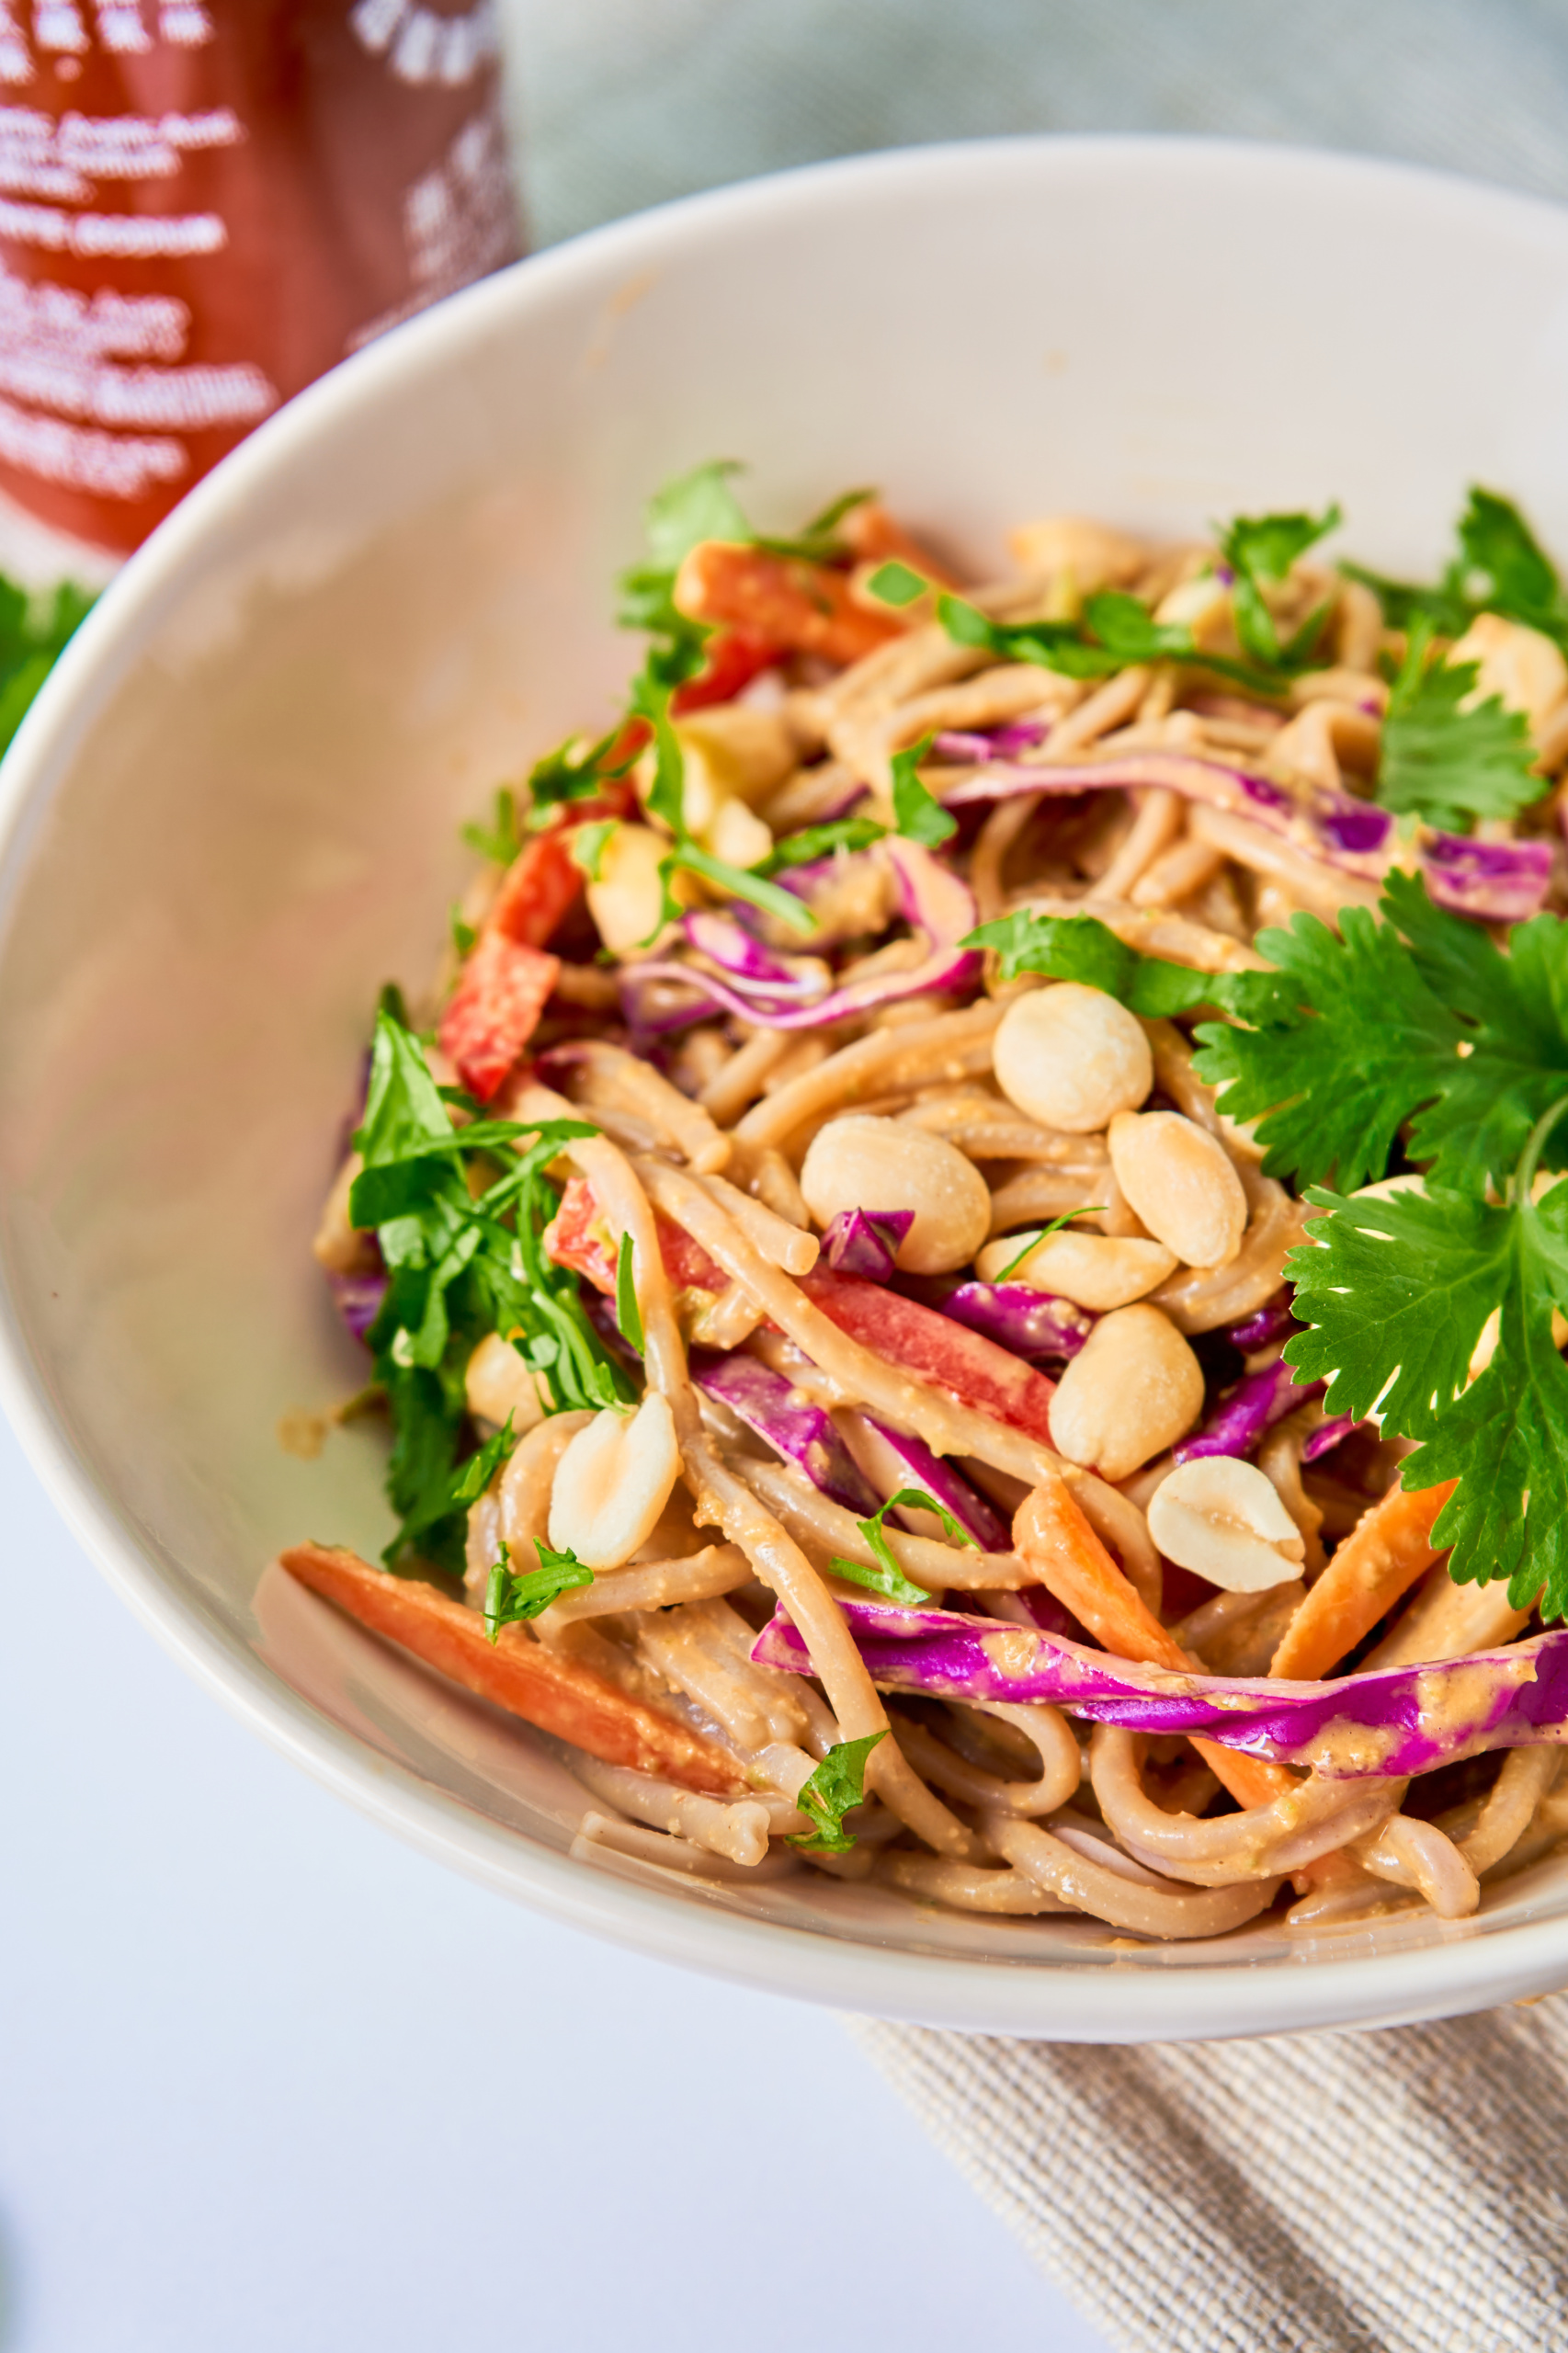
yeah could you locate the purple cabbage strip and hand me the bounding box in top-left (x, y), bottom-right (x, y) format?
top-left (1225, 1292), bottom-right (1299, 1351)
top-left (752, 1595), bottom-right (1568, 1780)
top-left (824, 1207), bottom-right (913, 1281)
top-left (934, 720), bottom-right (1052, 761)
top-left (937, 749), bottom-right (1554, 924)
top-left (1173, 1357), bottom-right (1324, 1464)
top-left (682, 909), bottom-right (829, 998)
top-left (328, 1267), bottom-right (386, 1345)
top-left (690, 1349), bottom-right (880, 1517)
top-left (856, 1415), bottom-right (1011, 1551)
top-left (938, 1280), bottom-right (1094, 1364)
top-left (1301, 1414), bottom-right (1369, 1465)
top-left (628, 838), bottom-right (983, 1030)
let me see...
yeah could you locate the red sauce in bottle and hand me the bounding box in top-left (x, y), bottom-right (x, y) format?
top-left (0, 1), bottom-right (522, 555)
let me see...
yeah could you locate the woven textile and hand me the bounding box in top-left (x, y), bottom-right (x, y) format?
top-left (850, 2002), bottom-right (1568, 2352)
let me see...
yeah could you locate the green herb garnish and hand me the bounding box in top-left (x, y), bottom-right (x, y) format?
top-left (483, 1536), bottom-right (594, 1639)
top-left (993, 1206), bottom-right (1108, 1282)
top-left (756, 814), bottom-right (889, 874)
top-left (962, 906), bottom-right (1285, 1021)
top-left (1375, 614), bottom-right (1541, 833)
top-left (788, 1731), bottom-right (888, 1854)
top-left (866, 559), bottom-right (928, 607)
top-left (615, 1233), bottom-right (644, 1356)
top-left (828, 1487), bottom-right (975, 1605)
top-left (889, 731), bottom-right (957, 848)
top-left (1216, 503), bottom-right (1340, 675)
top-left (350, 1006), bottom-right (634, 1573)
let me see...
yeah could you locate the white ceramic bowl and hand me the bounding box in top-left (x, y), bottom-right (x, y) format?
top-left (5, 137), bottom-right (1568, 2041)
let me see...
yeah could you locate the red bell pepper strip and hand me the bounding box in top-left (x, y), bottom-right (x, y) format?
top-left (439, 932), bottom-right (561, 1104)
top-left (545, 1176), bottom-right (728, 1299)
top-left (800, 1267), bottom-right (1059, 1448)
top-left (671, 628), bottom-right (783, 714)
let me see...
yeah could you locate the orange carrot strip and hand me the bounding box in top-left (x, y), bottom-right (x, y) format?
top-left (1015, 1471), bottom-right (1290, 1811)
top-left (1267, 1477), bottom-right (1458, 1681)
top-left (674, 540), bottom-right (902, 666)
top-left (280, 1542), bottom-right (743, 1794)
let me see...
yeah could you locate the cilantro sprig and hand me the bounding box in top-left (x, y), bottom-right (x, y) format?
top-left (889, 732), bottom-right (957, 848)
top-left (483, 1537), bottom-right (594, 1640)
top-left (829, 1487), bottom-right (975, 1605)
top-left (788, 1731), bottom-right (888, 1854)
top-left (962, 905), bottom-right (1286, 1022)
top-left (1287, 1102), bottom-right (1568, 1612)
top-left (937, 587), bottom-right (1286, 697)
top-left (1375, 614), bottom-right (1542, 833)
top-left (1217, 503), bottom-right (1340, 675)
top-left (1346, 487), bottom-right (1568, 652)
top-left (756, 813), bottom-right (888, 874)
top-left (351, 1007), bottom-right (634, 1573)
top-left (1193, 870), bottom-right (1568, 1196)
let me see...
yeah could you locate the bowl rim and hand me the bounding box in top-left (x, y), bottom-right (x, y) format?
top-left (5, 131), bottom-right (1568, 2040)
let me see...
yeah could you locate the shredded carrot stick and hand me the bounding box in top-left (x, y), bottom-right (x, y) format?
top-left (1267, 1477), bottom-right (1457, 1681)
top-left (1015, 1471), bottom-right (1290, 1811)
top-left (280, 1543), bottom-right (743, 1795)
top-left (674, 540), bottom-right (903, 666)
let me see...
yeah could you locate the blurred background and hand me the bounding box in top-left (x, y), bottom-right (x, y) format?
top-left (5, 6), bottom-right (1568, 2350)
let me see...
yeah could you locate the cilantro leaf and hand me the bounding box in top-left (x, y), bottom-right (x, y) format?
top-left (936, 590), bottom-right (1285, 695)
top-left (1286, 1165), bottom-right (1568, 1614)
top-left (449, 905), bottom-right (476, 957)
top-left (994, 1206), bottom-right (1108, 1281)
top-left (0, 574), bottom-right (92, 752)
top-left (526, 728), bottom-right (638, 824)
top-left (1217, 503), bottom-right (1339, 673)
top-left (1196, 870), bottom-right (1568, 1194)
top-left (1345, 487), bottom-right (1568, 652)
top-left (1449, 487), bottom-right (1568, 645)
top-left (963, 907), bottom-right (1284, 1022)
top-left (788, 1731), bottom-right (888, 1853)
top-left (756, 814), bottom-right (888, 874)
top-left (756, 484), bottom-right (874, 563)
top-left (643, 460), bottom-right (752, 571)
top-left (568, 818), bottom-right (618, 881)
top-left (1376, 616), bottom-right (1541, 833)
top-left (890, 732), bottom-right (957, 847)
top-left (829, 1487), bottom-right (975, 1606)
top-left (483, 1536), bottom-right (594, 1640)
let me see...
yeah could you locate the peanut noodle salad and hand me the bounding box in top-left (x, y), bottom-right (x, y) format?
top-left (292, 470), bottom-right (1568, 1941)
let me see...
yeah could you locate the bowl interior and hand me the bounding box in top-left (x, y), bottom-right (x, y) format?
top-left (5, 139), bottom-right (1568, 2038)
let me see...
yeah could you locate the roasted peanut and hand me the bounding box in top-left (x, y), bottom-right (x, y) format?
top-left (1048, 1302), bottom-right (1204, 1480)
top-left (800, 1113), bottom-right (991, 1275)
top-left (973, 1227), bottom-right (1176, 1309)
top-left (676, 706), bottom-right (797, 807)
top-left (548, 1392), bottom-right (681, 1569)
top-left (1108, 1109), bottom-right (1248, 1269)
top-left (993, 983), bottom-right (1153, 1134)
top-left (464, 1332), bottom-right (549, 1435)
top-left (1147, 1455), bottom-right (1307, 1591)
top-left (586, 824), bottom-right (682, 954)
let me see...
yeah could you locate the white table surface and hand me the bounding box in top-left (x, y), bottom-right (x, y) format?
top-left (0, 1408), bottom-right (1107, 2352)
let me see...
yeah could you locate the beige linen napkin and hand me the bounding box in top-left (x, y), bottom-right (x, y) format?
top-left (850, 2001), bottom-right (1568, 2353)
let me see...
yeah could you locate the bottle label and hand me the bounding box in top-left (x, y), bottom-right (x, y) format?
top-left (0, 1), bottom-right (522, 553)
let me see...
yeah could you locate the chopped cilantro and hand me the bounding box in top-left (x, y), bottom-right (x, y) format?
top-left (449, 905), bottom-right (477, 957)
top-left (483, 1536), bottom-right (594, 1640)
top-left (866, 559), bottom-right (928, 607)
top-left (1345, 486), bottom-right (1568, 653)
top-left (1194, 870), bottom-right (1568, 1196)
top-left (788, 1731), bottom-right (888, 1853)
top-left (350, 1006), bottom-right (634, 1572)
top-left (829, 1487), bottom-right (975, 1606)
top-left (936, 588), bottom-right (1286, 695)
top-left (1216, 503), bottom-right (1340, 674)
top-left (525, 728), bottom-right (639, 825)
top-left (756, 813), bottom-right (888, 874)
top-left (962, 906), bottom-right (1285, 1021)
top-left (890, 732), bottom-right (957, 848)
top-left (1287, 1102), bottom-right (1568, 1614)
top-left (1376, 615), bottom-right (1541, 833)
top-left (667, 839), bottom-right (817, 935)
